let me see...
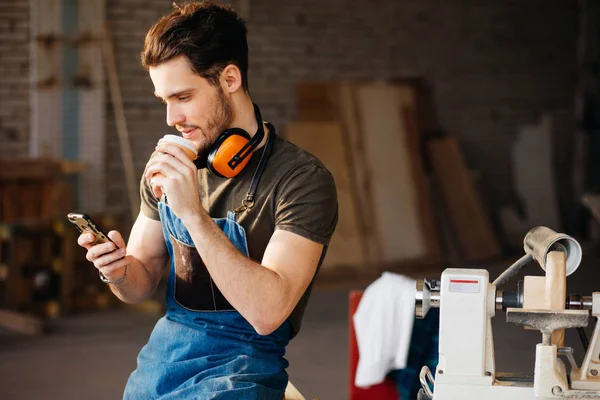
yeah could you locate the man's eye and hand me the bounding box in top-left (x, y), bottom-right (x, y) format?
top-left (178, 96), bottom-right (189, 101)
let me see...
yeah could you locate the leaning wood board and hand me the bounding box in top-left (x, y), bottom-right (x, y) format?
top-left (354, 83), bottom-right (438, 263)
top-left (295, 82), bottom-right (339, 121)
top-left (398, 87), bottom-right (441, 265)
top-left (285, 122), bottom-right (366, 269)
top-left (337, 83), bottom-right (383, 265)
top-left (295, 82), bottom-right (384, 265)
top-left (428, 137), bottom-right (500, 261)
top-left (295, 81), bottom-right (441, 265)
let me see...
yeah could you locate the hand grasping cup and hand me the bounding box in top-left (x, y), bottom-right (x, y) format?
top-left (150, 134), bottom-right (198, 198)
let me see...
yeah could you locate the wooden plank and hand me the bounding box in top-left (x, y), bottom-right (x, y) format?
top-left (285, 122), bottom-right (366, 269)
top-left (428, 137), bottom-right (500, 261)
top-left (40, 179), bottom-right (61, 220)
top-left (19, 181), bottom-right (42, 221)
top-left (59, 160), bottom-right (86, 175)
top-left (294, 82), bottom-right (383, 266)
top-left (294, 81), bottom-right (441, 265)
top-left (295, 82), bottom-right (339, 121)
top-left (0, 226), bottom-right (9, 307)
top-left (0, 158), bottom-right (62, 180)
top-left (355, 83), bottom-right (433, 263)
top-left (0, 308), bottom-right (47, 335)
top-left (4, 229), bottom-right (22, 309)
top-left (337, 83), bottom-right (383, 265)
top-left (1, 183), bottom-right (21, 223)
top-left (523, 276), bottom-right (546, 309)
top-left (390, 78), bottom-right (441, 138)
top-left (16, 235), bottom-right (34, 308)
top-left (0, 159), bottom-right (83, 181)
top-left (545, 251), bottom-right (566, 347)
top-left (59, 221), bottom-right (75, 313)
top-left (400, 90), bottom-right (441, 264)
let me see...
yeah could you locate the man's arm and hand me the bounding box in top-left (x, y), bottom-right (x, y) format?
top-left (146, 141), bottom-right (335, 335)
top-left (184, 210), bottom-right (323, 335)
top-left (79, 211), bottom-right (168, 304)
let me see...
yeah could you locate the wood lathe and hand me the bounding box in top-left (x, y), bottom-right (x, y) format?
top-left (415, 226), bottom-right (600, 399)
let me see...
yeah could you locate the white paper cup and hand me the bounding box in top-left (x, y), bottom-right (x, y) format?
top-left (158, 134), bottom-right (198, 161)
top-left (151, 135), bottom-right (198, 186)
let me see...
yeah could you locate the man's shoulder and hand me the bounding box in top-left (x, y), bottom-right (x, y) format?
top-left (268, 134), bottom-right (330, 178)
top-left (267, 134), bottom-right (338, 246)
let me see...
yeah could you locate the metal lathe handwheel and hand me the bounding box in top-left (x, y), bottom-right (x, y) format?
top-left (415, 279), bottom-right (440, 319)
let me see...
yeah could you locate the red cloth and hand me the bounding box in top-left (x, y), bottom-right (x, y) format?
top-left (349, 290), bottom-right (399, 400)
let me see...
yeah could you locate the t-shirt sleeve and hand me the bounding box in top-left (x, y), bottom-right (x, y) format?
top-left (274, 163), bottom-right (338, 245)
top-left (140, 171), bottom-right (160, 221)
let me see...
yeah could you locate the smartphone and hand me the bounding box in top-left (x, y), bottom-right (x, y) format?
top-left (67, 213), bottom-right (114, 244)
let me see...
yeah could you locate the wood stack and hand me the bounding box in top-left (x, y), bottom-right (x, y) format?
top-left (0, 158), bottom-right (94, 334)
top-left (0, 158), bottom-right (84, 223)
top-left (288, 81), bottom-right (500, 277)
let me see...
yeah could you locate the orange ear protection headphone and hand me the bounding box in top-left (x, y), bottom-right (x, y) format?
top-left (204, 103), bottom-right (266, 179)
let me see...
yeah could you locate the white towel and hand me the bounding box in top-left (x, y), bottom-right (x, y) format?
top-left (353, 272), bottom-right (416, 388)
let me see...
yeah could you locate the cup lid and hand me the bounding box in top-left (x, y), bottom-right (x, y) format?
top-left (159, 134), bottom-right (197, 155)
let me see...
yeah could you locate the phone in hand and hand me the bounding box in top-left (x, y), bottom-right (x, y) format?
top-left (67, 213), bottom-right (114, 245)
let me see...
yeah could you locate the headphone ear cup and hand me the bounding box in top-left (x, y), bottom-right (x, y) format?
top-left (207, 128), bottom-right (252, 178)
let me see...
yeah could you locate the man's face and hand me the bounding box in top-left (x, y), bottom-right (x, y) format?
top-left (149, 55), bottom-right (232, 154)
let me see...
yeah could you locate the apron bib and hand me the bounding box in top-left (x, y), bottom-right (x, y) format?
top-left (123, 201), bottom-right (291, 400)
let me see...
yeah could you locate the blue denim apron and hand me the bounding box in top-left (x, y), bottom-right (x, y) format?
top-left (123, 200), bottom-right (291, 399)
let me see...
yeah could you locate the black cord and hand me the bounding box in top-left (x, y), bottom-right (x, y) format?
top-left (492, 253), bottom-right (533, 287)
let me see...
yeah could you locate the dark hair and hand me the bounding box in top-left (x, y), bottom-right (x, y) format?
top-left (141, 1), bottom-right (249, 92)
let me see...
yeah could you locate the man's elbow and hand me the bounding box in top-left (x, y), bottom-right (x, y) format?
top-left (111, 290), bottom-right (152, 305)
top-left (247, 285), bottom-right (297, 335)
top-left (250, 313), bottom-right (288, 336)
top-left (254, 324), bottom-right (276, 336)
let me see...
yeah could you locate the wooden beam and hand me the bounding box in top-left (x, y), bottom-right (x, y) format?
top-left (286, 122), bottom-right (366, 270)
top-left (428, 137), bottom-right (500, 262)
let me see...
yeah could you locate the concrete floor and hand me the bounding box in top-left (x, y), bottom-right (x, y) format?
top-left (1, 247), bottom-right (599, 400)
top-left (0, 288), bottom-right (350, 400)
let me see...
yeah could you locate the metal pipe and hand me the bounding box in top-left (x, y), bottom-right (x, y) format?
top-left (567, 294), bottom-right (593, 310)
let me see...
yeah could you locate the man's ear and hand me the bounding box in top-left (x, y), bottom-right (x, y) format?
top-left (221, 64), bottom-right (243, 93)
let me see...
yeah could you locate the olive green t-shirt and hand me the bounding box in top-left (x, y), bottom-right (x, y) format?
top-left (140, 132), bottom-right (338, 337)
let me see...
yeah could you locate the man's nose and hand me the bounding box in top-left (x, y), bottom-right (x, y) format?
top-left (166, 103), bottom-right (184, 127)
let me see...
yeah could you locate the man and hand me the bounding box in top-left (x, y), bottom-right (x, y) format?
top-left (78, 2), bottom-right (338, 399)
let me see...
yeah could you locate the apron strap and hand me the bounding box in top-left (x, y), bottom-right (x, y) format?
top-left (234, 122), bottom-right (275, 214)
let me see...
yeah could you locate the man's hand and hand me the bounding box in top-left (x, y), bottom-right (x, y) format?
top-left (146, 151), bottom-right (165, 198)
top-left (78, 230), bottom-right (133, 280)
top-left (144, 142), bottom-right (202, 220)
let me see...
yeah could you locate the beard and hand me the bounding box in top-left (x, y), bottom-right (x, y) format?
top-left (193, 86), bottom-right (233, 169)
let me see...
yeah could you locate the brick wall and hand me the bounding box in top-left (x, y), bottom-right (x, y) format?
top-left (0, 0), bottom-right (29, 157)
top-left (1, 0), bottom-right (578, 227)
